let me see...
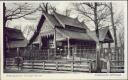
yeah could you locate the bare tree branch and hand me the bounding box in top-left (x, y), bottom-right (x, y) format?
top-left (38, 2), bottom-right (56, 14)
top-left (4, 3), bottom-right (38, 26)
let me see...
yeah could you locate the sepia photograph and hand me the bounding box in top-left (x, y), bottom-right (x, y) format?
top-left (2, 1), bottom-right (126, 75)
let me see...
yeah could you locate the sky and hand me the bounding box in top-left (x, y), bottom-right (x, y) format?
top-left (5, 1), bottom-right (126, 40)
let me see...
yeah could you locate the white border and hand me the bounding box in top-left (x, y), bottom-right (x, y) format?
top-left (0, 1), bottom-right (127, 80)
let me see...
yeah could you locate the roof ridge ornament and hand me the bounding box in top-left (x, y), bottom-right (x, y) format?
top-left (75, 15), bottom-right (79, 21)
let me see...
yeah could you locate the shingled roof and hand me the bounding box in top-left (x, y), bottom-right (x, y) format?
top-left (43, 12), bottom-right (61, 27)
top-left (57, 28), bottom-right (94, 41)
top-left (53, 12), bottom-right (88, 29)
top-left (28, 12), bottom-right (113, 45)
top-left (5, 27), bottom-right (28, 48)
top-left (5, 27), bottom-right (25, 40)
top-left (87, 27), bottom-right (114, 43)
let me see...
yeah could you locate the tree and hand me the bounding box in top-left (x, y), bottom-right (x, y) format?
top-left (3, 2), bottom-right (38, 27)
top-left (3, 2), bottom-right (37, 68)
top-left (38, 2), bottom-right (56, 14)
top-left (73, 2), bottom-right (111, 72)
top-left (104, 2), bottom-right (124, 49)
top-left (118, 27), bottom-right (124, 49)
top-left (110, 3), bottom-right (117, 50)
top-left (73, 3), bottom-right (110, 30)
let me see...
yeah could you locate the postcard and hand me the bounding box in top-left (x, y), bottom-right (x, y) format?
top-left (0, 0), bottom-right (127, 80)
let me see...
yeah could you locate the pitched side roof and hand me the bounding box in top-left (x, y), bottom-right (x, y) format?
top-left (28, 12), bottom-right (89, 45)
top-left (28, 12), bottom-right (113, 45)
top-left (57, 28), bottom-right (94, 41)
top-left (53, 12), bottom-right (88, 29)
top-left (87, 27), bottom-right (114, 43)
top-left (5, 27), bottom-right (25, 40)
top-left (4, 27), bottom-right (28, 48)
top-left (43, 12), bottom-right (61, 27)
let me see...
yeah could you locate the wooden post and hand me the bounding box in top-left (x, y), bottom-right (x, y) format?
top-left (17, 48), bottom-right (19, 57)
top-left (67, 37), bottom-right (70, 58)
top-left (108, 43), bottom-right (111, 49)
top-left (32, 60), bottom-right (34, 69)
top-left (72, 48), bottom-right (74, 62)
top-left (108, 43), bottom-right (111, 59)
top-left (71, 61), bottom-right (74, 72)
top-left (107, 59), bottom-right (111, 73)
top-left (17, 48), bottom-right (20, 70)
top-left (54, 27), bottom-right (57, 59)
top-left (48, 49), bottom-right (49, 60)
top-left (43, 61), bottom-right (45, 70)
top-left (108, 43), bottom-right (111, 72)
top-left (89, 60), bottom-right (92, 73)
top-left (80, 49), bottom-right (81, 62)
top-left (56, 62), bottom-right (58, 71)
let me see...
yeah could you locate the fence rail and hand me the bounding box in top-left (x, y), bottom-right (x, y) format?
top-left (6, 59), bottom-right (93, 72)
top-left (22, 48), bottom-right (96, 60)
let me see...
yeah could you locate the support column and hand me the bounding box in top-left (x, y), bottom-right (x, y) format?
top-left (108, 43), bottom-right (111, 73)
top-left (108, 43), bottom-right (111, 60)
top-left (54, 27), bottom-right (57, 58)
top-left (108, 43), bottom-right (111, 49)
top-left (17, 48), bottom-right (19, 57)
top-left (67, 37), bottom-right (70, 58)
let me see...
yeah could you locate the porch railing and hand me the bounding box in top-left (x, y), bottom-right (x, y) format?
top-left (22, 48), bottom-right (96, 61)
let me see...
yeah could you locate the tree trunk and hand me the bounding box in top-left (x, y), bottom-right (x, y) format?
top-left (110, 3), bottom-right (117, 50)
top-left (3, 2), bottom-right (6, 69)
top-left (110, 3), bottom-right (119, 66)
top-left (94, 2), bottom-right (101, 72)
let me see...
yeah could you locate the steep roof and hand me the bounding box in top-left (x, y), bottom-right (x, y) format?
top-left (43, 12), bottom-right (61, 27)
top-left (4, 27), bottom-right (28, 48)
top-left (28, 12), bottom-right (113, 45)
top-left (35, 28), bottom-right (94, 43)
top-left (57, 28), bottom-right (94, 41)
top-left (5, 27), bottom-right (25, 40)
top-left (87, 27), bottom-right (114, 43)
top-left (54, 12), bottom-right (88, 29)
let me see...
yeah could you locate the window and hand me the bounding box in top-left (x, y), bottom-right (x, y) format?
top-left (49, 40), bottom-right (55, 48)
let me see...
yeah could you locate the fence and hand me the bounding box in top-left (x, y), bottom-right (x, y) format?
top-left (5, 47), bottom-right (124, 73)
top-left (22, 60), bottom-right (93, 72)
top-left (5, 48), bottom-right (96, 72)
top-left (22, 48), bottom-right (96, 61)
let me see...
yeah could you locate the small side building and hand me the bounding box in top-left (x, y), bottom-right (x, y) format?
top-left (4, 27), bottom-right (28, 58)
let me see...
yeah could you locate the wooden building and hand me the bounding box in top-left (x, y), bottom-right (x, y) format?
top-left (4, 27), bottom-right (28, 58)
top-left (28, 12), bottom-right (113, 58)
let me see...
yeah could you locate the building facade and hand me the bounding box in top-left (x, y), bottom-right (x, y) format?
top-left (29, 12), bottom-right (113, 58)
